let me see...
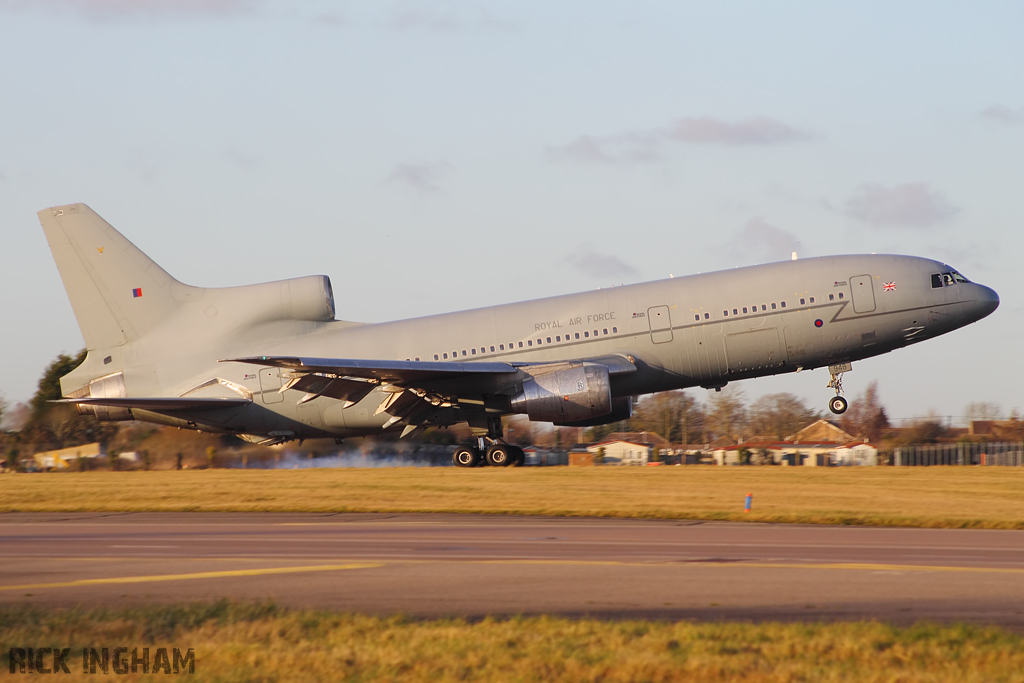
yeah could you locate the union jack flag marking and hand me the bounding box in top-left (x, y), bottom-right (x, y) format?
top-left (883, 281), bottom-right (896, 291)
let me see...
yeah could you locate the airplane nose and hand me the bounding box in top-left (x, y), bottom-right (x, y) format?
top-left (974, 284), bottom-right (1000, 319)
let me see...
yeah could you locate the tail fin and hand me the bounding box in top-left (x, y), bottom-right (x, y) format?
top-left (37, 203), bottom-right (200, 350)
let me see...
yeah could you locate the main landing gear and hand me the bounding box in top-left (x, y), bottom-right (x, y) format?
top-left (826, 366), bottom-right (849, 415)
top-left (452, 437), bottom-right (525, 468)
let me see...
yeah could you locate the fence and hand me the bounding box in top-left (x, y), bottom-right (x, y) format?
top-left (893, 442), bottom-right (1024, 466)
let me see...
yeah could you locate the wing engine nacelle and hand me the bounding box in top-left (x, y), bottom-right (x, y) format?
top-left (508, 362), bottom-right (613, 423)
top-left (554, 396), bottom-right (632, 427)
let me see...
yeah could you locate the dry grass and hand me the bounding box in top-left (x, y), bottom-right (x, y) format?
top-left (2, 466), bottom-right (1024, 529)
top-left (2, 601), bottom-right (1023, 682)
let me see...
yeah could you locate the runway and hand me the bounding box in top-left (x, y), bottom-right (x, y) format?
top-left (2, 512), bottom-right (1024, 626)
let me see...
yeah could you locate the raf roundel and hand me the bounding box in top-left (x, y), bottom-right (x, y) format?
top-left (814, 319), bottom-right (823, 328)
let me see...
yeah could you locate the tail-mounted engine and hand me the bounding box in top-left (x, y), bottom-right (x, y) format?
top-left (72, 372), bottom-right (134, 421)
top-left (507, 362), bottom-right (613, 423)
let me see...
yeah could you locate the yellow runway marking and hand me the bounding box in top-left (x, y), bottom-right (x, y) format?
top-left (0, 562), bottom-right (381, 592)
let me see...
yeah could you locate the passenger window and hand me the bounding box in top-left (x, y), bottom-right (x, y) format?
top-left (556, 335), bottom-right (561, 342)
top-left (829, 294), bottom-right (834, 301)
top-left (443, 353), bottom-right (448, 359)
top-left (490, 346), bottom-right (495, 352)
top-left (547, 337), bottom-right (552, 343)
top-left (415, 357), bottom-right (420, 361)
top-left (800, 298), bottom-right (805, 305)
top-left (694, 314), bottom-right (700, 321)
top-left (603, 328), bottom-right (608, 335)
top-left (771, 303), bottom-right (777, 309)
top-left (810, 297), bottom-right (815, 303)
top-left (480, 347), bottom-right (485, 353)
top-left (434, 354), bottom-right (439, 361)
top-left (780, 302), bottom-right (786, 308)
top-left (761, 305), bottom-right (767, 311)
top-left (584, 331), bottom-right (589, 338)
top-left (704, 312), bottom-right (710, 320)
top-left (742, 307), bottom-right (747, 314)
top-left (723, 310), bottom-right (729, 316)
top-left (517, 342), bottom-right (522, 348)
top-left (499, 344), bottom-right (504, 351)
top-left (838, 292), bottom-right (844, 299)
top-left (732, 309), bottom-right (738, 315)
top-left (528, 340), bottom-right (533, 346)
top-left (463, 350), bottom-right (468, 356)
top-left (453, 351), bottom-right (458, 357)
top-left (574, 333), bottom-right (580, 339)
top-left (593, 330), bottom-right (598, 337)
top-left (471, 349), bottom-right (476, 355)
top-left (612, 327), bottom-right (618, 333)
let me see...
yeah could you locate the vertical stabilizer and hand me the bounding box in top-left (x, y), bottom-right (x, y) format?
top-left (38, 204), bottom-right (200, 350)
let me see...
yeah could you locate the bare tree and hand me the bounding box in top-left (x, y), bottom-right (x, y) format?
top-left (747, 393), bottom-right (819, 439)
top-left (705, 386), bottom-right (746, 442)
top-left (839, 381), bottom-right (890, 442)
top-left (630, 390), bottom-right (701, 443)
top-left (965, 402), bottom-right (1002, 422)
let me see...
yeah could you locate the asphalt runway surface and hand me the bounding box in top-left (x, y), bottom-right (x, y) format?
top-left (2, 512), bottom-right (1024, 626)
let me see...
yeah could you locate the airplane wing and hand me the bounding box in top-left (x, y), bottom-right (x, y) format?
top-left (55, 397), bottom-right (251, 411)
top-left (220, 354), bottom-right (636, 430)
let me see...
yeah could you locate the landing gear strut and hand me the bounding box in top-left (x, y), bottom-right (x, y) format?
top-left (827, 370), bottom-right (848, 415)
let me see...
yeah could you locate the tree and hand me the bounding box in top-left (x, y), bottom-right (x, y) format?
top-left (630, 391), bottom-right (700, 443)
top-left (30, 350), bottom-right (86, 421)
top-left (839, 381), bottom-right (890, 443)
top-left (965, 402), bottom-right (1002, 422)
top-left (747, 393), bottom-right (820, 439)
top-left (704, 386), bottom-right (746, 442)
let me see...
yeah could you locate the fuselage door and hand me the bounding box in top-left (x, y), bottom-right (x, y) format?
top-left (648, 305), bottom-right (673, 344)
top-left (850, 275), bottom-right (876, 313)
top-left (259, 367), bottom-right (284, 404)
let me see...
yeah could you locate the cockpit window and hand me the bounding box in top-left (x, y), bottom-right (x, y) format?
top-left (932, 271), bottom-right (972, 288)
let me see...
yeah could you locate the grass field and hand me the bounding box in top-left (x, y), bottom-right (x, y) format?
top-left (2, 601), bottom-right (1023, 682)
top-left (2, 466), bottom-right (1024, 529)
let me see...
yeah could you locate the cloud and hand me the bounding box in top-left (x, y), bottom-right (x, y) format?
top-left (0, 0), bottom-right (261, 19)
top-left (981, 104), bottom-right (1024, 125)
top-left (562, 246), bottom-right (639, 279)
top-left (386, 7), bottom-right (461, 31)
top-left (545, 133), bottom-right (661, 166)
top-left (728, 217), bottom-right (801, 264)
top-left (844, 183), bottom-right (959, 228)
top-left (548, 115), bottom-right (810, 166)
top-left (311, 12), bottom-right (347, 28)
top-left (384, 6), bottom-right (516, 32)
top-left (224, 146), bottom-right (260, 168)
top-left (385, 162), bottom-right (450, 194)
top-left (667, 116), bottom-right (812, 145)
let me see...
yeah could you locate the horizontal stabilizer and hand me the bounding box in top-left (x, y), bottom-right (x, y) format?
top-left (56, 397), bottom-right (251, 411)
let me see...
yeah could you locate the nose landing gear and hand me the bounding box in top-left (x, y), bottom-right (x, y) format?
top-left (826, 364), bottom-right (849, 415)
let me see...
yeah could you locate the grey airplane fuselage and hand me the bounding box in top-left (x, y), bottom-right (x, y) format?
top-left (127, 254), bottom-right (995, 439)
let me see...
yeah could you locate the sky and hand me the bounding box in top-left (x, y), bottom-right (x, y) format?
top-left (1, 1), bottom-right (1022, 425)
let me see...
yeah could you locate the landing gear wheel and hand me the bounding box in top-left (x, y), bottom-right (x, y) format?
top-left (486, 444), bottom-right (512, 467)
top-left (453, 446), bottom-right (481, 468)
top-left (829, 396), bottom-right (849, 415)
top-left (506, 446), bottom-right (525, 467)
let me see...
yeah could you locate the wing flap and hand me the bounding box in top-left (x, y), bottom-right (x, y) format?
top-left (222, 356), bottom-right (519, 382)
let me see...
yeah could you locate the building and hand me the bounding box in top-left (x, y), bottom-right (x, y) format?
top-left (786, 419), bottom-right (856, 443)
top-left (832, 442), bottom-right (879, 466)
top-left (33, 442), bottom-right (105, 470)
top-left (585, 432), bottom-right (667, 466)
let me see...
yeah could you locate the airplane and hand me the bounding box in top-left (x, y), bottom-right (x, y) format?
top-left (39, 204), bottom-right (999, 467)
